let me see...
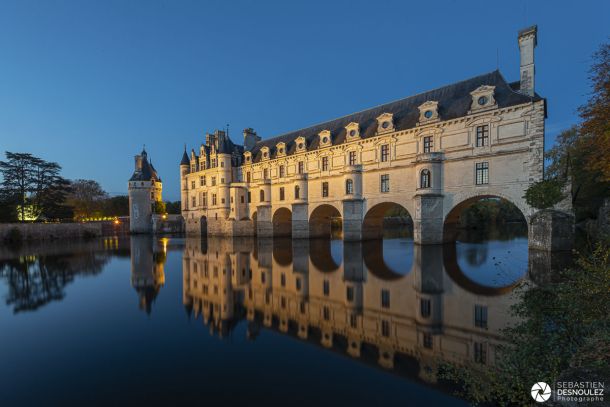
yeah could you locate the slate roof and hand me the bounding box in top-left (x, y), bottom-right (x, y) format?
top-left (248, 70), bottom-right (543, 163)
top-left (130, 153), bottom-right (161, 182)
top-left (180, 149), bottom-right (190, 165)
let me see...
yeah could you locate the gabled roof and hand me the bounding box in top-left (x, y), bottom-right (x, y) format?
top-left (249, 70), bottom-right (543, 162)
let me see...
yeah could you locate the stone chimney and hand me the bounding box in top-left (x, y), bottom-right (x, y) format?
top-left (134, 155), bottom-right (143, 171)
top-left (243, 128), bottom-right (261, 151)
top-left (518, 25), bottom-right (537, 97)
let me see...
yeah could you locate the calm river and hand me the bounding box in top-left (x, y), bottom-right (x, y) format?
top-left (0, 229), bottom-right (546, 406)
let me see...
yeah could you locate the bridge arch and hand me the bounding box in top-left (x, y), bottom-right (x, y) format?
top-left (443, 194), bottom-right (528, 243)
top-left (272, 207), bottom-right (292, 237)
top-left (362, 202), bottom-right (413, 240)
top-left (309, 204), bottom-right (342, 239)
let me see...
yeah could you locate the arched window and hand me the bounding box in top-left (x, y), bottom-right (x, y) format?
top-left (294, 185), bottom-right (300, 199)
top-left (345, 179), bottom-right (354, 195)
top-left (260, 190), bottom-right (265, 202)
top-left (420, 169), bottom-right (431, 188)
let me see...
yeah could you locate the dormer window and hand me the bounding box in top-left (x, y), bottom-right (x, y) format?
top-left (295, 136), bottom-right (307, 153)
top-left (244, 151), bottom-right (252, 163)
top-left (318, 130), bottom-right (332, 148)
top-left (470, 85), bottom-right (496, 112)
top-left (376, 113), bottom-right (395, 134)
top-left (261, 147), bottom-right (270, 160)
top-left (276, 142), bottom-right (286, 157)
top-left (345, 122), bottom-right (360, 141)
top-left (418, 101), bottom-right (439, 123)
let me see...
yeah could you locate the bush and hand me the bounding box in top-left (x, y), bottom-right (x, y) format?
top-left (524, 179), bottom-right (565, 209)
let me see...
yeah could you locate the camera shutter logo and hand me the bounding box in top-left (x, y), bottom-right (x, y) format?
top-left (531, 382), bottom-right (552, 402)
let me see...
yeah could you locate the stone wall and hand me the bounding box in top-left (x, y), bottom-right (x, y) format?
top-left (0, 222), bottom-right (105, 242)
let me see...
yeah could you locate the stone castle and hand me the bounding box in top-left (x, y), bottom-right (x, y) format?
top-left (178, 26), bottom-right (556, 246)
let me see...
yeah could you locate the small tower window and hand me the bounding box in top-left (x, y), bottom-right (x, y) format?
top-left (294, 185), bottom-right (300, 199)
top-left (420, 169), bottom-right (431, 189)
top-left (260, 190), bottom-right (265, 202)
top-left (423, 136), bottom-right (433, 153)
top-left (345, 179), bottom-right (354, 195)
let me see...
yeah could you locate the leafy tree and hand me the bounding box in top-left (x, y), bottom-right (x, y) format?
top-left (152, 200), bottom-right (166, 215)
top-left (579, 41), bottom-right (610, 182)
top-left (165, 201), bottom-right (181, 214)
top-left (0, 152), bottom-right (71, 221)
top-left (102, 195), bottom-right (129, 217)
top-left (68, 179), bottom-right (108, 219)
top-left (524, 179), bottom-right (565, 210)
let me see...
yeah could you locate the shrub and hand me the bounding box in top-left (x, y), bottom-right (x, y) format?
top-left (524, 179), bottom-right (565, 209)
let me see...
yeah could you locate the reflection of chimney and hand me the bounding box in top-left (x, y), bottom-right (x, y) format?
top-left (518, 25), bottom-right (537, 97)
top-left (134, 155), bottom-right (143, 171)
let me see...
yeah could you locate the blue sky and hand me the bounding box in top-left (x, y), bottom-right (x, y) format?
top-left (0, 0), bottom-right (608, 200)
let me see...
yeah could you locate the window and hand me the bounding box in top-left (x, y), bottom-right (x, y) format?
top-left (476, 162), bottom-right (489, 185)
top-left (476, 125), bottom-right (489, 147)
top-left (323, 280), bottom-right (329, 296)
top-left (420, 298), bottom-right (431, 318)
top-left (261, 272), bottom-right (266, 283)
top-left (298, 161), bottom-right (304, 174)
top-left (475, 305), bottom-right (488, 329)
top-left (300, 301), bottom-right (306, 314)
top-left (191, 180), bottom-right (195, 189)
top-left (220, 161), bottom-right (224, 168)
top-left (345, 179), bottom-right (354, 195)
top-left (294, 185), bottom-right (300, 199)
top-left (240, 195), bottom-right (245, 204)
top-left (221, 198), bottom-right (225, 204)
top-left (322, 182), bottom-right (329, 198)
top-left (381, 320), bottom-right (390, 337)
top-left (264, 168), bottom-right (268, 179)
top-left (246, 172), bottom-right (251, 183)
top-left (423, 136), bottom-right (433, 153)
top-left (259, 190), bottom-right (265, 202)
top-left (346, 286), bottom-right (354, 302)
top-left (280, 273), bottom-right (286, 287)
top-left (279, 165), bottom-right (285, 178)
top-left (211, 158), bottom-right (216, 168)
top-left (200, 176), bottom-right (204, 186)
top-left (212, 194), bottom-right (217, 205)
top-left (296, 278), bottom-right (302, 291)
top-left (191, 196), bottom-right (196, 207)
top-left (191, 164), bottom-right (195, 173)
top-left (323, 306), bottom-right (330, 321)
top-left (211, 177), bottom-right (216, 186)
top-left (423, 333), bottom-right (433, 349)
top-left (349, 151), bottom-right (356, 166)
top-left (203, 193), bottom-right (207, 207)
top-left (280, 297), bottom-right (286, 309)
top-left (220, 178), bottom-right (225, 184)
top-left (279, 187), bottom-right (285, 201)
top-left (321, 156), bottom-right (329, 171)
top-left (420, 169), bottom-right (431, 188)
top-left (350, 314), bottom-right (357, 328)
top-left (474, 342), bottom-right (487, 364)
top-left (381, 289), bottom-right (390, 308)
top-left (380, 174), bottom-right (390, 193)
top-left (380, 144), bottom-right (389, 162)
top-left (247, 191), bottom-right (251, 203)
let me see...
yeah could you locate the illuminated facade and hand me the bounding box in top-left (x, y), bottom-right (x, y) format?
top-left (129, 148), bottom-right (163, 233)
top-left (180, 26), bottom-right (547, 244)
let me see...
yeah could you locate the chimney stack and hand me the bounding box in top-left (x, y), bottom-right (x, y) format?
top-left (518, 25), bottom-right (537, 97)
top-left (134, 155), bottom-right (143, 171)
top-left (243, 128), bottom-right (261, 151)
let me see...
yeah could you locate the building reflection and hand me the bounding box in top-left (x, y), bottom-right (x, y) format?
top-left (130, 236), bottom-right (168, 314)
top-left (182, 237), bottom-right (536, 382)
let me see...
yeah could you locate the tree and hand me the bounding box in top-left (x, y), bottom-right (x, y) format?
top-left (165, 201), bottom-right (181, 214)
top-left (0, 152), bottom-right (71, 221)
top-left (0, 152), bottom-right (38, 221)
top-left (524, 179), bottom-right (564, 210)
top-left (579, 41), bottom-right (610, 182)
top-left (102, 195), bottom-right (129, 217)
top-left (68, 179), bottom-right (108, 220)
top-left (152, 200), bottom-right (166, 215)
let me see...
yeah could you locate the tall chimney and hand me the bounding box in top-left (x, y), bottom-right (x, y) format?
top-left (518, 25), bottom-right (537, 97)
top-left (243, 128), bottom-right (261, 151)
top-left (134, 155), bottom-right (143, 171)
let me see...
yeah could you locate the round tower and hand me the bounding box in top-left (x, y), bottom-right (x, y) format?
top-left (129, 148), bottom-right (163, 233)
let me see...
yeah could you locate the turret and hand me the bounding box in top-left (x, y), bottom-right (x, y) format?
top-left (518, 25), bottom-right (537, 97)
top-left (129, 147), bottom-right (163, 233)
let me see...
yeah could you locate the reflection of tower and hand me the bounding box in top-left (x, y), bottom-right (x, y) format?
top-left (128, 148), bottom-right (163, 233)
top-left (130, 235), bottom-right (166, 314)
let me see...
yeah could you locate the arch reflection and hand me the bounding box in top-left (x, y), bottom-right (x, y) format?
top-left (182, 236), bottom-right (530, 382)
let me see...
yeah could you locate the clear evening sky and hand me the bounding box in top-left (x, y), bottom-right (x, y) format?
top-left (0, 0), bottom-right (608, 200)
